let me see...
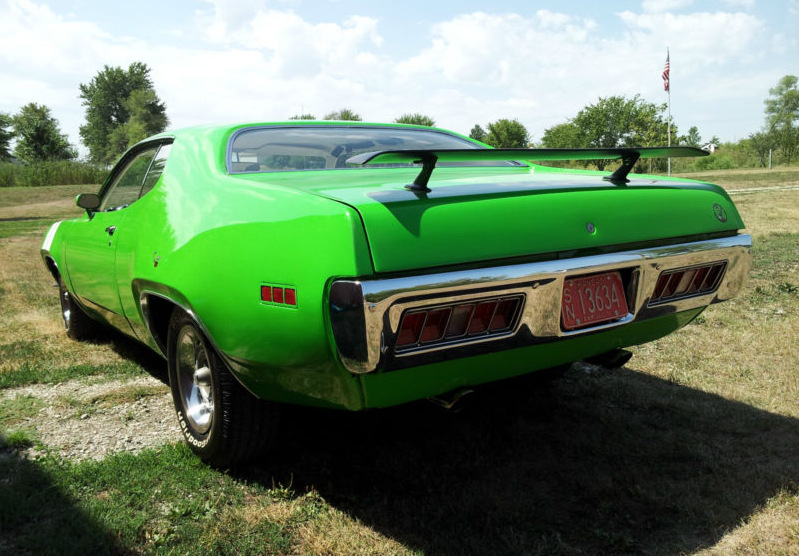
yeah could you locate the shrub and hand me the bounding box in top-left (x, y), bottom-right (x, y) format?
top-left (692, 154), bottom-right (735, 171)
top-left (0, 160), bottom-right (107, 187)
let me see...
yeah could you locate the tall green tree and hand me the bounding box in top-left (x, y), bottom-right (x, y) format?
top-left (12, 103), bottom-right (76, 163)
top-left (540, 122), bottom-right (581, 149)
top-left (469, 124), bottom-right (487, 143)
top-left (323, 108), bottom-right (361, 121)
top-left (484, 119), bottom-right (530, 148)
top-left (0, 112), bottom-right (14, 161)
top-left (764, 75), bottom-right (799, 164)
top-left (394, 113), bottom-right (435, 127)
top-left (681, 126), bottom-right (702, 147)
top-left (542, 95), bottom-right (671, 170)
top-left (105, 89), bottom-right (170, 158)
top-left (79, 62), bottom-right (168, 164)
top-left (746, 130), bottom-right (778, 167)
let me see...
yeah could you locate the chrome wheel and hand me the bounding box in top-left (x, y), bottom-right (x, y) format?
top-left (57, 277), bottom-right (97, 341)
top-left (175, 324), bottom-right (214, 434)
top-left (59, 284), bottom-right (72, 330)
top-left (167, 308), bottom-right (279, 466)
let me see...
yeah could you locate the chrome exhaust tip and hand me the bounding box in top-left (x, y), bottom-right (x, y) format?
top-left (428, 388), bottom-right (474, 411)
top-left (585, 348), bottom-right (633, 369)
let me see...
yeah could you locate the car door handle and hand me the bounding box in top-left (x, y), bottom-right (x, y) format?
top-left (105, 226), bottom-right (116, 236)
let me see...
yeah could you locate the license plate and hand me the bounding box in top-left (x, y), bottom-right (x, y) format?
top-left (561, 271), bottom-right (628, 331)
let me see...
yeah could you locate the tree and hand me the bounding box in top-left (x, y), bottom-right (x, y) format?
top-left (484, 119), bottom-right (530, 148)
top-left (105, 89), bottom-right (170, 158)
top-left (323, 108), bottom-right (361, 121)
top-left (469, 124), bottom-right (487, 143)
top-left (394, 113), bottom-right (435, 127)
top-left (746, 130), bottom-right (778, 167)
top-left (0, 112), bottom-right (13, 161)
top-left (764, 75), bottom-right (799, 164)
top-left (542, 95), bottom-right (671, 170)
top-left (289, 113), bottom-right (316, 120)
top-left (540, 122), bottom-right (581, 149)
top-left (79, 62), bottom-right (168, 164)
top-left (12, 103), bottom-right (76, 163)
top-left (682, 126), bottom-right (702, 147)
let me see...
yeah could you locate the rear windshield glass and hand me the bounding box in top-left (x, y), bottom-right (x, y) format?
top-left (228, 125), bottom-right (518, 173)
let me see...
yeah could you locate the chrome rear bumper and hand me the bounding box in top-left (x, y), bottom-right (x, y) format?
top-left (329, 234), bottom-right (751, 374)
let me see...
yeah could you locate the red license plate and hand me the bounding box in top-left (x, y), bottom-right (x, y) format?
top-left (561, 271), bottom-right (628, 331)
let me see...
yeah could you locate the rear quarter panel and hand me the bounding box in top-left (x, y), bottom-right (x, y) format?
top-left (114, 129), bottom-right (373, 409)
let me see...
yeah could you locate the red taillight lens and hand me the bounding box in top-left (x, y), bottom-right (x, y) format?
top-left (490, 298), bottom-right (518, 331)
top-left (284, 288), bottom-right (296, 305)
top-left (395, 295), bottom-right (522, 351)
top-left (650, 262), bottom-right (726, 304)
top-left (446, 304), bottom-right (475, 338)
top-left (420, 308), bottom-right (451, 343)
top-left (397, 312), bottom-right (426, 347)
top-left (468, 301), bottom-right (496, 334)
top-left (261, 286), bottom-right (273, 302)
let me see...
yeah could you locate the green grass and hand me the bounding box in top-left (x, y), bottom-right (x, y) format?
top-left (0, 217), bottom-right (56, 238)
top-left (1, 177), bottom-right (799, 554)
top-left (676, 165), bottom-right (799, 190)
top-left (0, 394), bottom-right (45, 426)
top-left (1, 444), bottom-right (295, 554)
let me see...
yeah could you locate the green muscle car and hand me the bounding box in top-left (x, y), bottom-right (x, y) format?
top-left (41, 122), bottom-right (751, 466)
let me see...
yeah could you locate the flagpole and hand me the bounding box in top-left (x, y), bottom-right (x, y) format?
top-left (666, 47), bottom-right (671, 176)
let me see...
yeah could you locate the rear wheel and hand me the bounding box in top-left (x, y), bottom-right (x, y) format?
top-left (166, 309), bottom-right (278, 467)
top-left (58, 277), bottom-right (98, 341)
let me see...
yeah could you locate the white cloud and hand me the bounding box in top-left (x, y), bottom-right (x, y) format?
top-left (617, 10), bottom-right (764, 68)
top-left (197, 0), bottom-right (383, 78)
top-left (0, 0), bottom-right (782, 155)
top-left (641, 0), bottom-right (695, 14)
top-left (721, 0), bottom-right (755, 8)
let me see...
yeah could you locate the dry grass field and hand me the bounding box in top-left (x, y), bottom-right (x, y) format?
top-left (1, 169), bottom-right (798, 554)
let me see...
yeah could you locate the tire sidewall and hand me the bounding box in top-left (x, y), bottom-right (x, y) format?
top-left (166, 311), bottom-right (224, 459)
top-left (59, 277), bottom-right (92, 341)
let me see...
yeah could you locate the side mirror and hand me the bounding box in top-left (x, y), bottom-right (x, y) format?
top-left (76, 193), bottom-right (101, 212)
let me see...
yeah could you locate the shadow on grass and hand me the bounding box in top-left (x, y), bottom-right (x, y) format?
top-left (93, 327), bottom-right (168, 383)
top-left (245, 364), bottom-right (799, 555)
top-left (0, 435), bottom-right (124, 554)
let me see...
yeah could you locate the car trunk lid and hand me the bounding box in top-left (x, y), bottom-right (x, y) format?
top-left (288, 164), bottom-right (745, 273)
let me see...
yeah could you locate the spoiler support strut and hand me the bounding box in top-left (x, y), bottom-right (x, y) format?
top-left (347, 146), bottom-right (707, 193)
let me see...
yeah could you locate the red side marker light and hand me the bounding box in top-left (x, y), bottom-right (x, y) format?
top-left (261, 286), bottom-right (272, 302)
top-left (273, 287), bottom-right (284, 304)
top-left (284, 288), bottom-right (296, 306)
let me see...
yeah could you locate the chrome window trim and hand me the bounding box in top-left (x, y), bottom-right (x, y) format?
top-left (330, 234), bottom-right (752, 375)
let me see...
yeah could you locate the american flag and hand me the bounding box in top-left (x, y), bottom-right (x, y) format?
top-left (662, 51), bottom-right (670, 92)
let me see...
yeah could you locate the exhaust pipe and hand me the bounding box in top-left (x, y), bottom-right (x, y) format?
top-left (585, 348), bottom-right (633, 369)
top-left (428, 388), bottom-right (474, 411)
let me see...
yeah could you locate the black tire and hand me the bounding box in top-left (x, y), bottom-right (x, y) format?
top-left (166, 309), bottom-right (278, 467)
top-left (58, 277), bottom-right (98, 341)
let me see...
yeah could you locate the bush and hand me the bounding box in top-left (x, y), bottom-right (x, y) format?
top-left (692, 154), bottom-right (735, 171)
top-left (0, 163), bottom-right (15, 187)
top-left (0, 160), bottom-right (107, 187)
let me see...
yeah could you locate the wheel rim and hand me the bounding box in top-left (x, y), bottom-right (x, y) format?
top-left (175, 324), bottom-right (214, 434)
top-left (60, 285), bottom-right (72, 330)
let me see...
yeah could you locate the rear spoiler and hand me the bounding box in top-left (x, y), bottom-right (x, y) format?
top-left (346, 147), bottom-right (708, 192)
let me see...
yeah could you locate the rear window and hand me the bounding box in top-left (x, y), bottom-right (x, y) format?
top-left (228, 125), bottom-right (515, 173)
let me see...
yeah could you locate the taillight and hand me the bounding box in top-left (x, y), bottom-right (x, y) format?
top-left (396, 295), bottom-right (522, 351)
top-left (649, 262), bottom-right (726, 305)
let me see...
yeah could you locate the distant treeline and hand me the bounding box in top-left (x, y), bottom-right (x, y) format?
top-left (0, 160), bottom-right (107, 187)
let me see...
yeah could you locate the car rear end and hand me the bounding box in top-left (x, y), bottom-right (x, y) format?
top-left (321, 168), bottom-right (750, 408)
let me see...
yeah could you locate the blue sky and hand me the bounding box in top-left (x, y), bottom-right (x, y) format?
top-left (1, 0), bottom-right (797, 156)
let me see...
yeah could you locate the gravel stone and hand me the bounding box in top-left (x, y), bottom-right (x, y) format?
top-left (1, 375), bottom-right (183, 461)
